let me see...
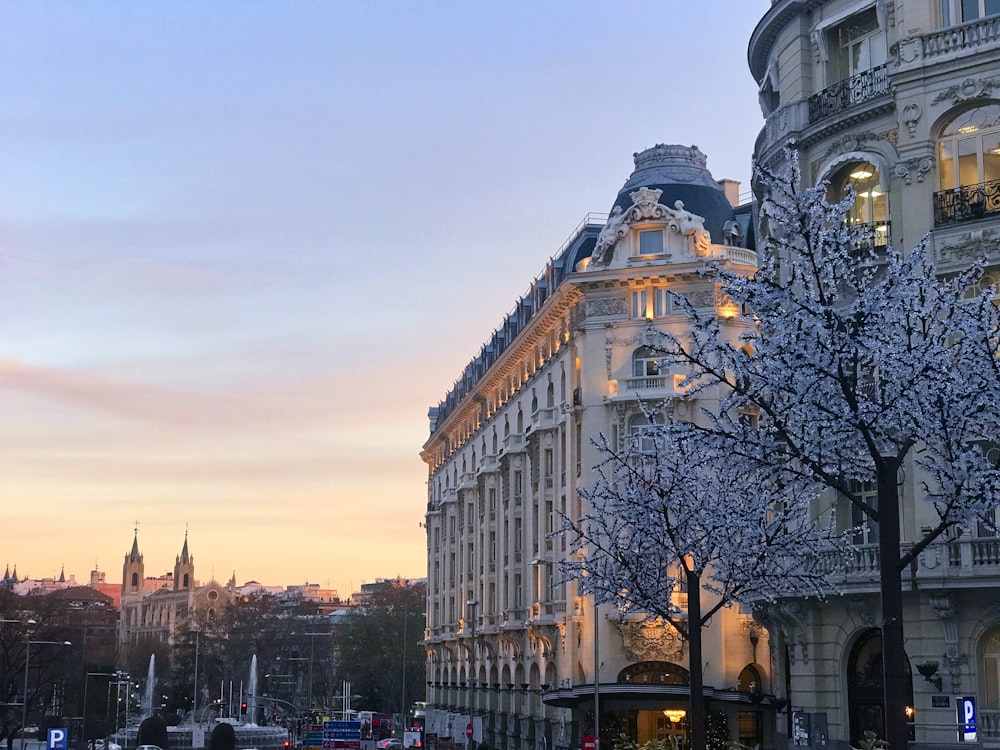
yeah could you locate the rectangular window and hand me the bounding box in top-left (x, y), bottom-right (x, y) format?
top-left (654, 287), bottom-right (670, 317)
top-left (631, 289), bottom-right (648, 319)
top-left (639, 229), bottom-right (664, 255)
top-left (851, 480), bottom-right (878, 545)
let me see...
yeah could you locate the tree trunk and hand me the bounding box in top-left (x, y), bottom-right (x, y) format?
top-left (878, 462), bottom-right (908, 750)
top-left (687, 570), bottom-right (706, 750)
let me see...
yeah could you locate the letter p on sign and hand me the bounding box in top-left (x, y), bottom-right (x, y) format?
top-left (47, 728), bottom-right (68, 750)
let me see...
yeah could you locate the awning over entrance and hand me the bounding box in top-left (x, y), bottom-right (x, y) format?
top-left (541, 682), bottom-right (782, 710)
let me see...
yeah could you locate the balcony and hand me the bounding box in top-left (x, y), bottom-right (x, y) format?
top-left (501, 432), bottom-right (526, 454)
top-left (807, 65), bottom-right (889, 125)
top-left (478, 453), bottom-right (500, 474)
top-left (458, 472), bottom-right (477, 490)
top-left (531, 406), bottom-right (559, 431)
top-left (621, 374), bottom-right (670, 392)
top-left (921, 13), bottom-right (1000, 60)
top-left (933, 179), bottom-right (1000, 226)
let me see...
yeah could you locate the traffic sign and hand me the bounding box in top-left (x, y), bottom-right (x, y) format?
top-left (582, 735), bottom-right (596, 750)
top-left (47, 729), bottom-right (68, 750)
top-left (466, 723), bottom-right (473, 740)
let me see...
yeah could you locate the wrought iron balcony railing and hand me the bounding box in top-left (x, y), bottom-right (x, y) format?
top-left (807, 64), bottom-right (890, 124)
top-left (933, 178), bottom-right (1000, 226)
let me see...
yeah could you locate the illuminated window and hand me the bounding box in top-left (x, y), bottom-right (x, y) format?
top-left (632, 346), bottom-right (661, 377)
top-left (939, 104), bottom-right (1000, 190)
top-left (980, 628), bottom-right (1000, 709)
top-left (831, 161), bottom-right (888, 227)
top-left (632, 288), bottom-right (670, 319)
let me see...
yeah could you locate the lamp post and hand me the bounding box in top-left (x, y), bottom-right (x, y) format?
top-left (23, 640), bottom-right (72, 750)
top-left (302, 632), bottom-right (329, 710)
top-left (83, 672), bottom-right (115, 750)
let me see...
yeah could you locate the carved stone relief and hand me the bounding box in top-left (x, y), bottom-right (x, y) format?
top-left (894, 155), bottom-right (934, 185)
top-left (901, 102), bottom-right (921, 138)
top-left (585, 297), bottom-right (628, 319)
top-left (933, 77), bottom-right (1000, 105)
top-left (934, 228), bottom-right (1000, 264)
top-left (613, 620), bottom-right (686, 661)
top-left (590, 187), bottom-right (712, 266)
top-left (930, 592), bottom-right (965, 692)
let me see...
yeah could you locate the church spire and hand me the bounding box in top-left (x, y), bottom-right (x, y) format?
top-left (179, 529), bottom-right (190, 564)
top-left (129, 524), bottom-right (141, 563)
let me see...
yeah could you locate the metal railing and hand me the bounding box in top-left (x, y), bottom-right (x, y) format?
top-left (933, 178), bottom-right (1000, 226)
top-left (807, 64), bottom-right (889, 124)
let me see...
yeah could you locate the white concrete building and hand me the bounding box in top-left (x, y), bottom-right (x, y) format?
top-left (750, 1), bottom-right (1000, 747)
top-left (422, 145), bottom-right (775, 750)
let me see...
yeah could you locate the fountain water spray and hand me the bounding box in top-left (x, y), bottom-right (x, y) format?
top-left (143, 655), bottom-right (156, 717)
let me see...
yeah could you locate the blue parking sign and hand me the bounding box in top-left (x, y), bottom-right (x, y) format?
top-left (958, 696), bottom-right (977, 742)
top-left (47, 728), bottom-right (68, 750)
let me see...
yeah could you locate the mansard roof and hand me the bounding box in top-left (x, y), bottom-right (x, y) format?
top-left (610, 144), bottom-right (735, 244)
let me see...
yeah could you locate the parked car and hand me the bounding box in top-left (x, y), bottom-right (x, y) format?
top-left (376, 740), bottom-right (402, 750)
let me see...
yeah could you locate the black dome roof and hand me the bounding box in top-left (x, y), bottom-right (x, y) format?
top-left (611, 144), bottom-right (735, 244)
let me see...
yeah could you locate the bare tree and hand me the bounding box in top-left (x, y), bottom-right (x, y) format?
top-left (561, 420), bottom-right (847, 750)
top-left (651, 153), bottom-right (1000, 749)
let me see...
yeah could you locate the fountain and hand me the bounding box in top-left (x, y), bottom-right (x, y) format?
top-left (115, 655), bottom-right (288, 750)
top-left (248, 655), bottom-right (258, 727)
top-left (143, 655), bottom-right (156, 717)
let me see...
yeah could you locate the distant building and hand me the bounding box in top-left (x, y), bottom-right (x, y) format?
top-left (119, 530), bottom-right (236, 654)
top-left (351, 577), bottom-right (426, 607)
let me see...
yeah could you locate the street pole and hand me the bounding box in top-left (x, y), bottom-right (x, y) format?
top-left (193, 630), bottom-right (200, 723)
top-left (466, 600), bottom-right (478, 717)
top-left (593, 599), bottom-right (599, 750)
top-left (401, 608), bottom-right (407, 732)
top-left (23, 640), bottom-right (72, 750)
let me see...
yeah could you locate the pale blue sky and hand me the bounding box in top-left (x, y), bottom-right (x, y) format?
top-left (0, 1), bottom-right (770, 596)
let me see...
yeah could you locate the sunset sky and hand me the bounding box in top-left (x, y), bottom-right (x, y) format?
top-left (0, 1), bottom-right (769, 598)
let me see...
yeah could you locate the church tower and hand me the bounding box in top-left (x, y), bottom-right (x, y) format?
top-left (173, 531), bottom-right (194, 591)
top-left (122, 529), bottom-right (144, 599)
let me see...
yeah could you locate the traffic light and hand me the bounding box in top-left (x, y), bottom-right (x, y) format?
top-left (241, 702), bottom-right (248, 715)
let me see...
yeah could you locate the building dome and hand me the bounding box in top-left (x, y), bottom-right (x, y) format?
top-left (611, 144), bottom-right (735, 243)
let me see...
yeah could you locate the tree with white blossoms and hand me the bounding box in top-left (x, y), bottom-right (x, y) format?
top-left (561, 418), bottom-right (849, 750)
top-left (649, 153), bottom-right (1000, 750)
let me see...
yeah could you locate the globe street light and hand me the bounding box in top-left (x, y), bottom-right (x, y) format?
top-left (23, 640), bottom-right (72, 750)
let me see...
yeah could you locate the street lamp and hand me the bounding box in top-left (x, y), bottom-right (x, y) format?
top-left (23, 640), bottom-right (72, 750)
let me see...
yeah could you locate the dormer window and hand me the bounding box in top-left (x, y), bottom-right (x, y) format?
top-left (637, 228), bottom-right (665, 255)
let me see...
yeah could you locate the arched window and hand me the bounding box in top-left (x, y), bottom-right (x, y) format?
top-left (848, 629), bottom-right (886, 744)
top-left (633, 346), bottom-right (662, 377)
top-left (617, 661), bottom-right (690, 685)
top-left (847, 630), bottom-right (913, 746)
top-left (628, 412), bottom-right (664, 453)
top-left (936, 104), bottom-right (1000, 225)
top-left (738, 664), bottom-right (763, 694)
top-left (980, 627), bottom-right (1000, 709)
top-left (182, 573), bottom-right (189, 588)
top-left (131, 572), bottom-right (138, 587)
top-left (830, 161), bottom-right (888, 245)
top-left (939, 104), bottom-right (1000, 190)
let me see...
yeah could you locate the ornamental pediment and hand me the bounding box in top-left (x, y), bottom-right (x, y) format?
top-left (587, 187), bottom-right (712, 269)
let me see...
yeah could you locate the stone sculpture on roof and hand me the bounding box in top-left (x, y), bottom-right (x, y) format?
top-left (590, 186), bottom-right (712, 267)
